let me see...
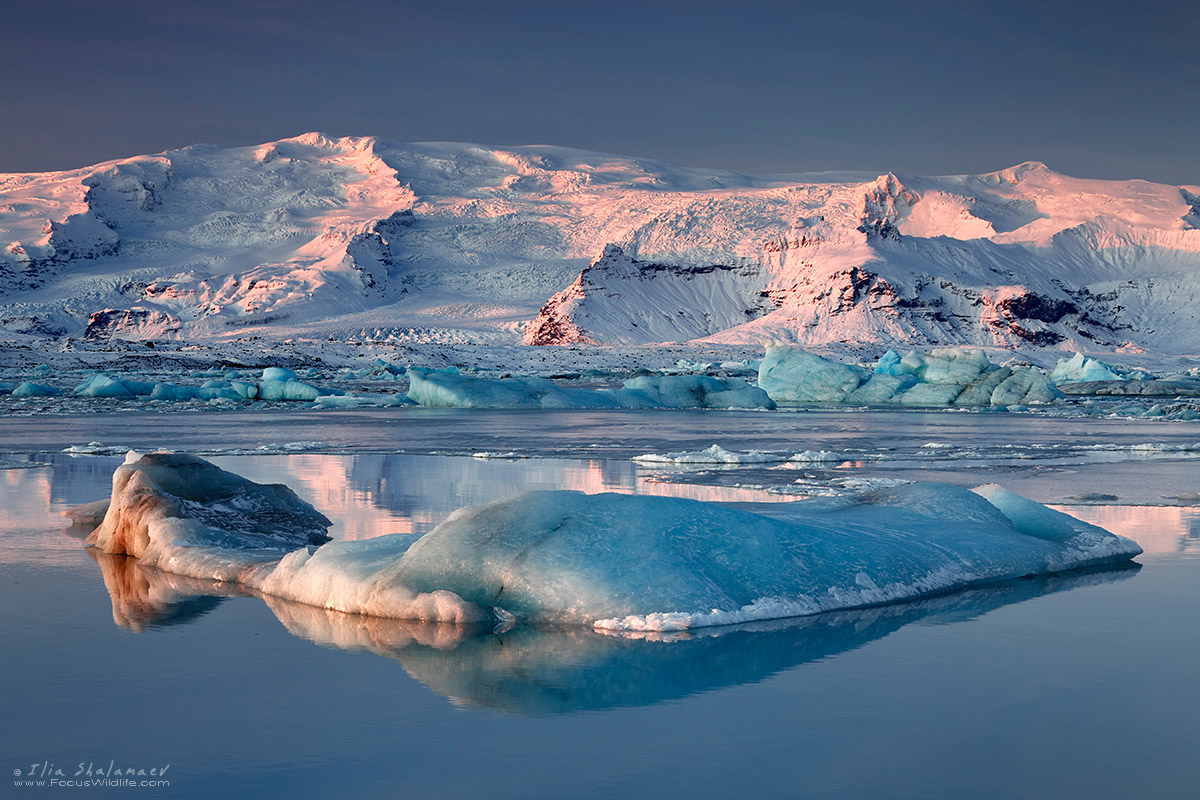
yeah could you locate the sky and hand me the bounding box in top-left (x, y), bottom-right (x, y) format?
top-left (4, 0), bottom-right (1197, 183)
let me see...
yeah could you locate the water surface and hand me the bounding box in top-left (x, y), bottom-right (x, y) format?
top-left (3, 409), bottom-right (1199, 798)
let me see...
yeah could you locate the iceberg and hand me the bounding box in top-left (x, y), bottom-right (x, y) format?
top-left (256, 366), bottom-right (340, 401)
top-left (86, 451), bottom-right (332, 581)
top-left (406, 368), bottom-right (773, 410)
top-left (758, 346), bottom-right (864, 403)
top-left (1051, 353), bottom-right (1124, 384)
top-left (406, 368), bottom-right (618, 409)
top-left (619, 374), bottom-right (775, 410)
top-left (759, 346), bottom-right (1064, 407)
top-left (81, 453), bottom-right (1140, 631)
top-left (73, 373), bottom-right (156, 398)
top-left (389, 486), bottom-right (1140, 630)
top-left (11, 381), bottom-right (61, 397)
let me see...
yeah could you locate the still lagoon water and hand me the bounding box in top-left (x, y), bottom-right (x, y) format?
top-left (2, 407), bottom-right (1199, 798)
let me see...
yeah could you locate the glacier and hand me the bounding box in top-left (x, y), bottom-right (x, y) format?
top-left (3, 134), bottom-right (1200, 360)
top-left (78, 452), bottom-right (1141, 631)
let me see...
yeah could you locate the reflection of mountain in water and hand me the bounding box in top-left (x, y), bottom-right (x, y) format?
top-left (268, 454), bottom-right (643, 539)
top-left (82, 531), bottom-right (1137, 713)
top-left (40, 453), bottom-right (127, 508)
top-left (342, 454), bottom-right (639, 519)
top-left (1052, 504), bottom-right (1200, 559)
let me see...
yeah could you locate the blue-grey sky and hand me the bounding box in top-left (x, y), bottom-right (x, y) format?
top-left (5, 0), bottom-right (1197, 183)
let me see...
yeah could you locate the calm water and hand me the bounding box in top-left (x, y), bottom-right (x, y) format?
top-left (2, 408), bottom-right (1199, 798)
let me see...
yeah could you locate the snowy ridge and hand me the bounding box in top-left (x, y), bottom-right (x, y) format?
top-left (3, 137), bottom-right (1200, 354)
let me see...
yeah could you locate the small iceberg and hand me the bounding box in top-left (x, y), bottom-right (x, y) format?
top-left (406, 368), bottom-right (774, 410)
top-left (758, 345), bottom-right (1062, 407)
top-left (83, 451), bottom-right (332, 581)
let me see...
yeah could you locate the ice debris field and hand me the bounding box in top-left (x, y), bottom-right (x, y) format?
top-left (3, 346), bottom-right (1200, 419)
top-left (68, 451), bottom-right (1142, 632)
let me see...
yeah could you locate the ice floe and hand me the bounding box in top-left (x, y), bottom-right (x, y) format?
top-left (78, 453), bottom-right (1141, 631)
top-left (632, 445), bottom-right (839, 465)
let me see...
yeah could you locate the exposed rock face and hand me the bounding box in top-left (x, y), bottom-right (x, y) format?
top-left (84, 308), bottom-right (180, 340)
top-left (524, 245), bottom-right (772, 345)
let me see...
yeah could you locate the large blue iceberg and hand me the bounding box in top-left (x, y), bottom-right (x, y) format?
top-left (268, 484), bottom-right (1138, 631)
top-left (81, 453), bottom-right (1140, 631)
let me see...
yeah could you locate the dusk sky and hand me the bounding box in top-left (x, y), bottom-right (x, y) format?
top-left (6, 0), bottom-right (1197, 183)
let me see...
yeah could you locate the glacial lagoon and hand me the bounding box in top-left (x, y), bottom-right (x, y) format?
top-left (3, 407), bottom-right (1199, 798)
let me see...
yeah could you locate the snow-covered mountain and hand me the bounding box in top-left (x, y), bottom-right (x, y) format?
top-left (2, 133), bottom-right (1198, 355)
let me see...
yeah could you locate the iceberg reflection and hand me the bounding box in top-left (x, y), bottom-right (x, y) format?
top-left (83, 538), bottom-right (1137, 713)
top-left (89, 550), bottom-right (239, 632)
top-left (265, 567), bottom-right (1137, 715)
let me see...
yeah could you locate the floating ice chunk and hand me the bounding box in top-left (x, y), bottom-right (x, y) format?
top-left (620, 374), bottom-right (774, 409)
top-left (63, 499), bottom-right (110, 528)
top-left (758, 346), bottom-right (864, 404)
top-left (393, 486), bottom-right (1140, 629)
top-left (87, 457), bottom-right (1140, 630)
top-left (1051, 353), bottom-right (1123, 384)
top-left (631, 446), bottom-right (837, 465)
top-left (73, 373), bottom-right (154, 397)
top-left (896, 348), bottom-right (993, 385)
top-left (251, 367), bottom-right (341, 402)
top-left (406, 368), bottom-right (622, 409)
top-left (63, 442), bottom-right (133, 456)
top-left (202, 379), bottom-right (259, 399)
top-left (11, 381), bottom-right (61, 397)
top-left (87, 452), bottom-right (332, 581)
top-left (788, 450), bottom-right (840, 464)
top-left (313, 392), bottom-right (407, 407)
top-left (990, 367), bottom-right (1062, 405)
top-left (845, 372), bottom-right (915, 404)
top-left (632, 445), bottom-right (781, 464)
top-left (759, 346), bottom-right (1066, 408)
top-left (150, 382), bottom-right (252, 402)
top-left (258, 378), bottom-right (337, 401)
top-left (406, 368), bottom-right (771, 410)
top-left (260, 367), bottom-right (297, 383)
